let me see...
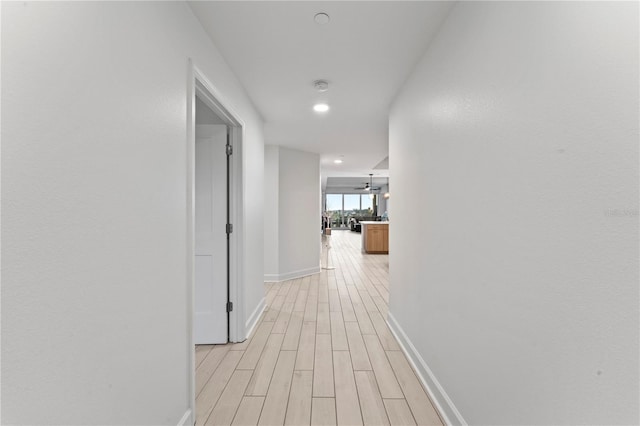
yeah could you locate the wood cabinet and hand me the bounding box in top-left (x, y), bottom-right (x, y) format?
top-left (361, 222), bottom-right (389, 254)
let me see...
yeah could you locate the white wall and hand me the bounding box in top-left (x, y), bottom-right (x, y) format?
top-left (378, 184), bottom-right (389, 217)
top-left (263, 145), bottom-right (280, 277)
top-left (2, 2), bottom-right (264, 424)
top-left (388, 2), bottom-right (638, 425)
top-left (278, 147), bottom-right (321, 279)
top-left (264, 146), bottom-right (320, 281)
top-left (196, 96), bottom-right (226, 125)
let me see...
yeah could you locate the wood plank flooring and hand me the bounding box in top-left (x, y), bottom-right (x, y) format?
top-left (196, 230), bottom-right (443, 426)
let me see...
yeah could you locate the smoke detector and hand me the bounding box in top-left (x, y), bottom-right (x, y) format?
top-left (314, 80), bottom-right (329, 92)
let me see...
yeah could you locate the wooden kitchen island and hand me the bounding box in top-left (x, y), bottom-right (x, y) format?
top-left (360, 221), bottom-right (389, 254)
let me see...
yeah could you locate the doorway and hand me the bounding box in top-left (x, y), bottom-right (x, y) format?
top-left (187, 62), bottom-right (245, 425)
top-left (194, 97), bottom-right (228, 344)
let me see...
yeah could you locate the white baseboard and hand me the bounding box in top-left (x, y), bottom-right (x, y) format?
top-left (386, 312), bottom-right (467, 426)
top-left (263, 273), bottom-right (280, 282)
top-left (244, 297), bottom-right (265, 340)
top-left (263, 266), bottom-right (320, 282)
top-left (177, 409), bottom-right (192, 426)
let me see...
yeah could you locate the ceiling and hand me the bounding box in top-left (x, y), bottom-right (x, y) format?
top-left (188, 1), bottom-right (453, 181)
top-left (325, 176), bottom-right (389, 195)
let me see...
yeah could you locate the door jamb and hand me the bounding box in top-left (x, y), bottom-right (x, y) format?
top-left (187, 59), bottom-right (245, 424)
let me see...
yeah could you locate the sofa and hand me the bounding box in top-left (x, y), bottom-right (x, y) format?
top-left (349, 216), bottom-right (381, 232)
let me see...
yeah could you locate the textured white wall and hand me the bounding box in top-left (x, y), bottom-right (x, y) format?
top-left (389, 2), bottom-right (638, 425)
top-left (2, 2), bottom-right (264, 424)
top-left (263, 145), bottom-right (280, 278)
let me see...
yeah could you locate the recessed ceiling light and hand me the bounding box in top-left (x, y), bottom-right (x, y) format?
top-left (313, 103), bottom-right (329, 113)
top-left (334, 159), bottom-right (343, 164)
top-left (314, 13), bottom-right (330, 25)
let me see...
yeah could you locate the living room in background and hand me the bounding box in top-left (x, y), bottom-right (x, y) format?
top-left (324, 193), bottom-right (379, 229)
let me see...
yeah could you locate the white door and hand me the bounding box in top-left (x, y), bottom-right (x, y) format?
top-left (195, 124), bottom-right (228, 344)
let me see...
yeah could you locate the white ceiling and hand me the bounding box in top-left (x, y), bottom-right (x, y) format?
top-left (325, 176), bottom-right (389, 194)
top-left (188, 1), bottom-right (453, 179)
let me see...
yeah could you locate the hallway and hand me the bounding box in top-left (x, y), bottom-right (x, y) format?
top-left (195, 230), bottom-right (442, 425)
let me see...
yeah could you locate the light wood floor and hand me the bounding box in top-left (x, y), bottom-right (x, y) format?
top-left (195, 230), bottom-right (443, 426)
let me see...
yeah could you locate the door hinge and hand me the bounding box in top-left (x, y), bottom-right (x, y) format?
top-left (226, 144), bottom-right (233, 156)
top-left (226, 223), bottom-right (233, 234)
top-left (226, 301), bottom-right (233, 313)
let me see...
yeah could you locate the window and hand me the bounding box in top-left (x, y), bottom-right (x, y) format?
top-left (343, 194), bottom-right (360, 219)
top-left (324, 193), bottom-right (378, 228)
top-left (361, 195), bottom-right (373, 216)
top-left (325, 194), bottom-right (344, 228)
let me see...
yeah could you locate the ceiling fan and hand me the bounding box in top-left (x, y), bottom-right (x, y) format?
top-left (354, 173), bottom-right (381, 191)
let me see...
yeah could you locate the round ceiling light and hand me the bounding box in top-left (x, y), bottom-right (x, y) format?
top-left (314, 13), bottom-right (330, 25)
top-left (313, 103), bottom-right (329, 113)
top-left (334, 159), bottom-right (343, 164)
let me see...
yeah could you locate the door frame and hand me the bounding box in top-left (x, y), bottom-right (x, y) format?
top-left (186, 60), bottom-right (245, 422)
